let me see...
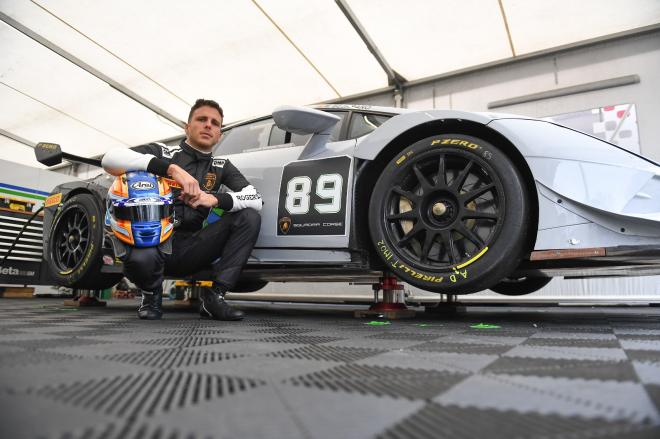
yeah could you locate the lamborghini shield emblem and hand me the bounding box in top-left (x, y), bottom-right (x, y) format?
top-left (278, 217), bottom-right (291, 234)
top-left (203, 173), bottom-right (216, 191)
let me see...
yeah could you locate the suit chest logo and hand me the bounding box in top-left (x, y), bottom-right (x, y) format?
top-left (203, 173), bottom-right (217, 191)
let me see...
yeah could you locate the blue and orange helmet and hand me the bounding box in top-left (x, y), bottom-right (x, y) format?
top-left (105, 171), bottom-right (174, 247)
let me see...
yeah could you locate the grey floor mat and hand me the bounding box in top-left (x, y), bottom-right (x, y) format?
top-left (0, 298), bottom-right (659, 439)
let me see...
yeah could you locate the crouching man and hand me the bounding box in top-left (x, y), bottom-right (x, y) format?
top-left (102, 98), bottom-right (262, 320)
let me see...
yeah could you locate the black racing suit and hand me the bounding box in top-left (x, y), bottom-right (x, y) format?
top-left (115, 140), bottom-right (261, 294)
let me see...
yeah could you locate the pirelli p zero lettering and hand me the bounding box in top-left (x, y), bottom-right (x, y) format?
top-left (431, 138), bottom-right (479, 149)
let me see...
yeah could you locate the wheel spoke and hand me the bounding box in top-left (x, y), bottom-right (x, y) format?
top-left (387, 210), bottom-right (417, 221)
top-left (455, 222), bottom-right (484, 248)
top-left (459, 183), bottom-right (494, 204)
top-left (397, 222), bottom-right (424, 247)
top-left (438, 230), bottom-right (459, 264)
top-left (391, 186), bottom-right (420, 204)
top-left (412, 164), bottom-right (433, 192)
top-left (420, 231), bottom-right (437, 264)
top-left (436, 155), bottom-right (447, 188)
top-left (450, 160), bottom-right (473, 192)
top-left (461, 211), bottom-right (498, 221)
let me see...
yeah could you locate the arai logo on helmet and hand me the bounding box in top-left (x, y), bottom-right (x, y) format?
top-left (131, 181), bottom-right (155, 190)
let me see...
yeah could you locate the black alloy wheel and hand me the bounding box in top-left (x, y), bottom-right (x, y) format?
top-left (369, 134), bottom-right (530, 294)
top-left (48, 193), bottom-right (121, 289)
top-left (52, 207), bottom-right (90, 273)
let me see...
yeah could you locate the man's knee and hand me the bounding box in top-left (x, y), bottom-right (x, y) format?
top-left (235, 208), bottom-right (261, 233)
top-left (124, 247), bottom-right (162, 273)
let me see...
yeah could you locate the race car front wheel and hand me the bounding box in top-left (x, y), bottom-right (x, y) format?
top-left (368, 134), bottom-right (530, 294)
top-left (48, 193), bottom-right (121, 289)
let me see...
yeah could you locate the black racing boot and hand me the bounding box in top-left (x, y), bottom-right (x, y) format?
top-left (137, 290), bottom-right (163, 320)
top-left (199, 287), bottom-right (244, 321)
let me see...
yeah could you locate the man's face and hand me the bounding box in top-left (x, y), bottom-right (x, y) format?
top-left (184, 106), bottom-right (222, 151)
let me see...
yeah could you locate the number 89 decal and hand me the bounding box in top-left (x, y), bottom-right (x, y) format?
top-left (277, 156), bottom-right (351, 236)
top-left (285, 174), bottom-right (343, 214)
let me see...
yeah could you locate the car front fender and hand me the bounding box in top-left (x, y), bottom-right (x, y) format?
top-left (353, 109), bottom-right (500, 160)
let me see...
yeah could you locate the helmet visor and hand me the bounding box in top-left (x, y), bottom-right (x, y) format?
top-left (112, 200), bottom-right (173, 222)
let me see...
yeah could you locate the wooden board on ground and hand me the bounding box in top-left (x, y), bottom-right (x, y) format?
top-left (0, 287), bottom-right (34, 298)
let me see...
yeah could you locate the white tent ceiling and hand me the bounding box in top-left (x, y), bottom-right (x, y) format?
top-left (1, 0), bottom-right (659, 168)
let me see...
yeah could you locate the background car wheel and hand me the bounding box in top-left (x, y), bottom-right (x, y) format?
top-left (490, 276), bottom-right (552, 296)
top-left (369, 134), bottom-right (530, 294)
top-left (48, 193), bottom-right (121, 289)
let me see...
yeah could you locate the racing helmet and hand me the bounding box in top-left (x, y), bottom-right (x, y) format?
top-left (106, 171), bottom-right (174, 247)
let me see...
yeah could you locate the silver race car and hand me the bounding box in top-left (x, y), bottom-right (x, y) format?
top-left (36, 104), bottom-right (660, 296)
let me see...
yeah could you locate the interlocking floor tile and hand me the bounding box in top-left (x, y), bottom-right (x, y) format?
top-left (625, 350), bottom-right (660, 364)
top-left (187, 354), bottom-right (340, 380)
top-left (267, 344), bottom-right (386, 362)
top-left (530, 331), bottom-right (618, 340)
top-left (0, 392), bottom-right (109, 439)
top-left (356, 350), bottom-right (499, 374)
top-left (504, 345), bottom-right (628, 361)
top-left (434, 374), bottom-right (660, 423)
top-left (290, 364), bottom-right (469, 400)
top-left (409, 340), bottom-right (514, 355)
top-left (378, 403), bottom-right (660, 439)
top-left (32, 369), bottom-right (265, 418)
top-left (0, 356), bottom-right (153, 392)
top-left (620, 339), bottom-right (660, 351)
top-left (102, 347), bottom-right (244, 370)
top-left (2, 299), bottom-right (659, 439)
top-left (633, 362), bottom-right (660, 385)
top-left (485, 356), bottom-right (639, 381)
top-left (524, 337), bottom-right (621, 348)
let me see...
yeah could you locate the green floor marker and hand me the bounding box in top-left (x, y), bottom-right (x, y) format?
top-left (470, 323), bottom-right (500, 329)
top-left (365, 321), bottom-right (391, 326)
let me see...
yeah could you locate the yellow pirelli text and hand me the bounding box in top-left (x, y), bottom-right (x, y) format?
top-left (431, 138), bottom-right (479, 149)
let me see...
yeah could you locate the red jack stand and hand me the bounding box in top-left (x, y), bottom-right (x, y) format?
top-left (354, 274), bottom-right (415, 319)
top-left (64, 290), bottom-right (107, 307)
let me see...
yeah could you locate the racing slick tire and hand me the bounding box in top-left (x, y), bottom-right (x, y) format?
top-left (369, 134), bottom-right (530, 294)
top-left (490, 276), bottom-right (552, 296)
top-left (47, 193), bottom-right (122, 290)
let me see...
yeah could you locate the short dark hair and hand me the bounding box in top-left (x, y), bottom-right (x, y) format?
top-left (188, 98), bottom-right (224, 122)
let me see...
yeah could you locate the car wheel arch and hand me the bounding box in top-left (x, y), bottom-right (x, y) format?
top-left (354, 118), bottom-right (539, 273)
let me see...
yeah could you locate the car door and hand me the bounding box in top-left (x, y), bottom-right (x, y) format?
top-left (215, 112), bottom-right (355, 262)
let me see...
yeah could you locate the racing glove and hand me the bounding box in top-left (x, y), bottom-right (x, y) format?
top-left (227, 185), bottom-right (263, 212)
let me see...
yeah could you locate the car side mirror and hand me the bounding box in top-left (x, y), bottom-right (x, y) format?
top-left (35, 142), bottom-right (63, 166)
top-left (273, 106), bottom-right (340, 158)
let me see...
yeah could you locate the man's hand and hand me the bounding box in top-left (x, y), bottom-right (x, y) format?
top-left (168, 164), bottom-right (200, 203)
top-left (188, 192), bottom-right (218, 209)
top-left (229, 185), bottom-right (263, 212)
